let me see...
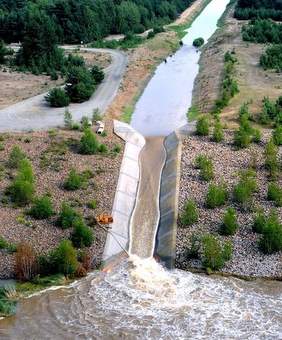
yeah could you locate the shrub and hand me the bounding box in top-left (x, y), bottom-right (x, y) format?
top-left (98, 143), bottom-right (108, 154)
top-left (29, 195), bottom-right (54, 219)
top-left (272, 125), bottom-right (282, 146)
top-left (71, 218), bottom-right (94, 248)
top-left (64, 109), bottom-right (73, 129)
top-left (259, 212), bottom-right (282, 254)
top-left (64, 169), bottom-right (86, 191)
top-left (196, 117), bottom-right (209, 136)
top-left (265, 139), bottom-right (279, 179)
top-left (185, 235), bottom-right (201, 260)
top-left (49, 240), bottom-right (78, 276)
top-left (234, 127), bottom-right (252, 149)
top-left (7, 145), bottom-right (26, 169)
top-left (87, 199), bottom-right (97, 209)
top-left (212, 120), bottom-right (224, 142)
top-left (220, 208), bottom-right (238, 235)
top-left (252, 128), bottom-right (262, 143)
top-left (15, 243), bottom-right (38, 281)
top-left (45, 88), bottom-right (70, 107)
top-left (8, 159), bottom-right (35, 206)
top-left (65, 66), bottom-right (95, 103)
top-left (57, 203), bottom-right (80, 229)
top-left (8, 179), bottom-right (34, 206)
top-left (180, 199), bottom-right (198, 227)
top-left (267, 182), bottom-right (282, 207)
top-left (233, 170), bottom-right (257, 208)
top-left (113, 144), bottom-right (121, 153)
top-left (0, 237), bottom-right (16, 253)
top-left (252, 210), bottom-right (267, 234)
top-left (200, 159), bottom-right (214, 182)
top-left (193, 37), bottom-right (204, 47)
top-left (206, 183), bottom-right (228, 209)
top-left (91, 65), bottom-right (104, 84)
top-left (195, 155), bottom-right (214, 181)
top-left (201, 234), bottom-right (232, 271)
top-left (79, 128), bottom-right (99, 155)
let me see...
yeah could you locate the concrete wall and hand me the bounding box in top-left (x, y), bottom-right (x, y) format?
top-left (102, 120), bottom-right (145, 263)
top-left (154, 123), bottom-right (195, 268)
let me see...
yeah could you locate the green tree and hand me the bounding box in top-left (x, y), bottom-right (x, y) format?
top-left (29, 195), bottom-right (54, 219)
top-left (79, 128), bottom-right (99, 154)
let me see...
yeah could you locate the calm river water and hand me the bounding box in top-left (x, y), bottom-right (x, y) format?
top-left (0, 0), bottom-right (281, 339)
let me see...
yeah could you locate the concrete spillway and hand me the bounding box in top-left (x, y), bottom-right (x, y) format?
top-left (129, 137), bottom-right (166, 258)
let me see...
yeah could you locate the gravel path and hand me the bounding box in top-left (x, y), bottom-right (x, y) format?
top-left (176, 131), bottom-right (282, 278)
top-left (0, 47), bottom-right (128, 132)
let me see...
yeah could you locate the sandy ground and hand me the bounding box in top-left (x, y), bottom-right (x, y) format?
top-left (176, 131), bottom-right (282, 278)
top-left (0, 50), bottom-right (111, 110)
top-left (0, 71), bottom-right (63, 110)
top-left (192, 6), bottom-right (282, 127)
top-left (0, 124), bottom-right (124, 279)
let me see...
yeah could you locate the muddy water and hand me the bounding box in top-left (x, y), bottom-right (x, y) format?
top-left (0, 258), bottom-right (281, 339)
top-left (1, 1), bottom-right (281, 338)
top-left (131, 0), bottom-right (230, 136)
top-left (129, 137), bottom-right (166, 258)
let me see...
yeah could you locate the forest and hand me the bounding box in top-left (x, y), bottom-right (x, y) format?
top-left (0, 0), bottom-right (195, 44)
top-left (234, 0), bottom-right (282, 20)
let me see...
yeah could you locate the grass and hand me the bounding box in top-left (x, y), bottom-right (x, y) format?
top-left (15, 274), bottom-right (67, 297)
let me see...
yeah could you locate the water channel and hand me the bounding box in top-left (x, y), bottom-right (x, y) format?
top-left (0, 0), bottom-right (281, 338)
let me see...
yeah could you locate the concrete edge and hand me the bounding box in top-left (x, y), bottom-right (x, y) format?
top-left (154, 123), bottom-right (195, 268)
top-left (102, 120), bottom-right (145, 265)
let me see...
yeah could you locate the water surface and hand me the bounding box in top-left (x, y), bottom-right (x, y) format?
top-left (131, 0), bottom-right (230, 136)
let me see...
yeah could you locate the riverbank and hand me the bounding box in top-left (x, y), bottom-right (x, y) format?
top-left (176, 131), bottom-right (282, 279)
top-left (105, 0), bottom-right (212, 123)
top-left (192, 1), bottom-right (282, 127)
top-left (0, 124), bottom-right (124, 280)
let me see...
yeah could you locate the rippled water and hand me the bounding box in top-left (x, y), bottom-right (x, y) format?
top-left (0, 257), bottom-right (281, 339)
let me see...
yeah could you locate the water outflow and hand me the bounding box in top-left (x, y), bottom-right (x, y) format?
top-left (1, 257), bottom-right (281, 339)
top-left (131, 0), bottom-right (230, 136)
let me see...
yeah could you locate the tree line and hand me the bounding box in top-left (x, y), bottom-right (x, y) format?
top-left (234, 0), bottom-right (282, 21)
top-left (0, 0), bottom-right (195, 44)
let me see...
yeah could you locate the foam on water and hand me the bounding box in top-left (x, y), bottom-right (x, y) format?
top-left (0, 257), bottom-right (281, 339)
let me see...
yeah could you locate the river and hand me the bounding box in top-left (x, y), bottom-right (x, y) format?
top-left (0, 0), bottom-right (281, 338)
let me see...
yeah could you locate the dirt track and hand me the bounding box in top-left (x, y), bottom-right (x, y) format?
top-left (0, 48), bottom-right (127, 132)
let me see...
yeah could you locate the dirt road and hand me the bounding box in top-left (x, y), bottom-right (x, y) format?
top-left (0, 48), bottom-right (127, 132)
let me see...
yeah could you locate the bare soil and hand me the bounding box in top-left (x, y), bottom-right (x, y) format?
top-left (177, 132), bottom-right (282, 278)
top-left (192, 7), bottom-right (282, 127)
top-left (0, 124), bottom-right (124, 279)
top-left (0, 50), bottom-right (111, 110)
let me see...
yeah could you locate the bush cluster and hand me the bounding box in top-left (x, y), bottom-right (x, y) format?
top-left (214, 51), bottom-right (239, 113)
top-left (212, 120), bottom-right (224, 142)
top-left (196, 117), bottom-right (209, 136)
top-left (258, 96), bottom-right (282, 126)
top-left (206, 183), bottom-right (228, 209)
top-left (63, 169), bottom-right (87, 191)
top-left (260, 44), bottom-right (282, 72)
top-left (57, 203), bottom-right (81, 229)
top-left (193, 37), bottom-right (204, 48)
top-left (7, 159), bottom-right (35, 206)
top-left (195, 154), bottom-right (214, 182)
top-left (233, 169), bottom-right (257, 209)
top-left (265, 139), bottom-right (279, 179)
top-left (29, 195), bottom-right (54, 219)
top-left (220, 208), bottom-right (239, 236)
top-left (267, 182), bottom-right (282, 207)
top-left (252, 210), bottom-right (282, 254)
top-left (71, 217), bottom-right (94, 248)
top-left (7, 146), bottom-right (26, 169)
top-left (201, 234), bottom-right (232, 271)
top-left (180, 199), bottom-right (198, 227)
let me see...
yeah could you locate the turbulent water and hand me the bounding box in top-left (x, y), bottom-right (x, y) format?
top-left (0, 256), bottom-right (281, 339)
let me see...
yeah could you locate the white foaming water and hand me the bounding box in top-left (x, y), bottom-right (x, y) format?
top-left (0, 257), bottom-right (281, 339)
